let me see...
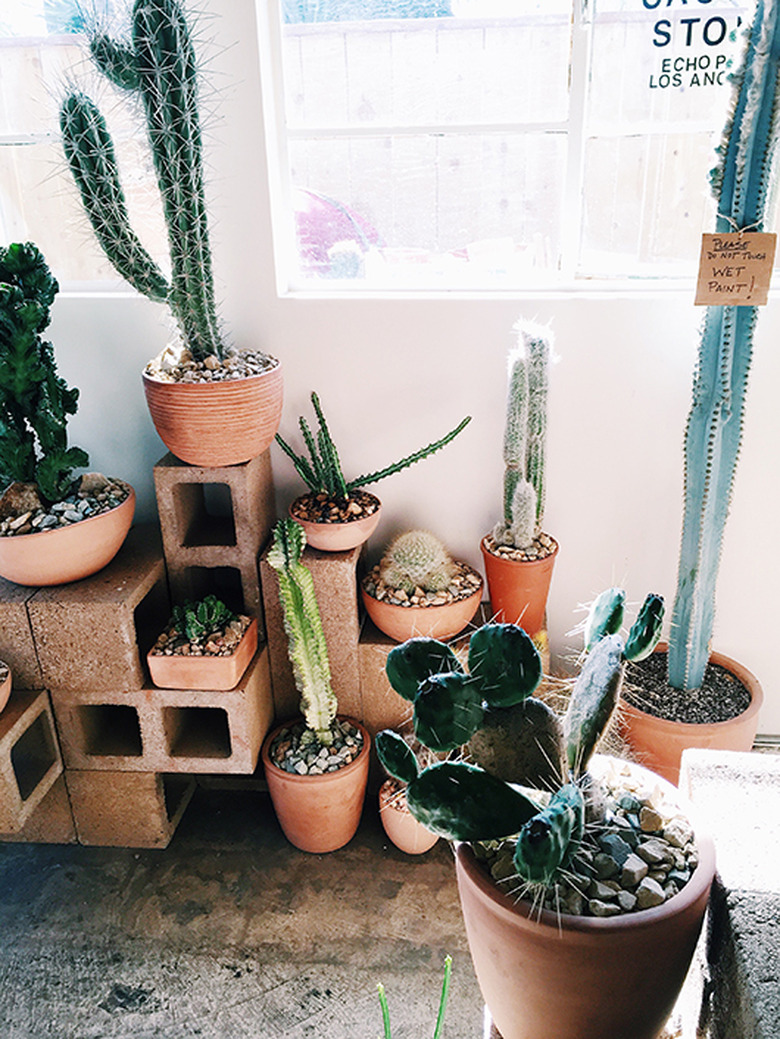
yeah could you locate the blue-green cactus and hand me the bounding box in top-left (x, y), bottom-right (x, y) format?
top-left (669, 0), bottom-right (780, 692)
top-left (267, 518), bottom-right (337, 744)
top-left (60, 0), bottom-right (223, 361)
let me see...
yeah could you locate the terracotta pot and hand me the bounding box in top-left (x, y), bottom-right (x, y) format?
top-left (361, 574), bottom-right (483, 643)
top-left (379, 779), bottom-right (439, 854)
top-left (262, 718), bottom-right (371, 853)
top-left (480, 534), bottom-right (558, 637)
top-left (0, 486), bottom-right (135, 587)
top-left (455, 760), bottom-right (715, 1039)
top-left (0, 664), bottom-right (11, 715)
top-left (147, 618), bottom-right (258, 691)
top-left (620, 645), bottom-right (763, 785)
top-left (289, 494), bottom-right (381, 552)
top-left (142, 358), bottom-right (283, 467)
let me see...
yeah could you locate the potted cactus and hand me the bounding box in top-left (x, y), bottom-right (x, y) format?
top-left (261, 518), bottom-right (370, 853)
top-left (620, 0), bottom-right (772, 783)
top-left (276, 392), bottom-right (471, 551)
top-left (377, 724), bottom-right (440, 855)
top-left (361, 529), bottom-right (483, 642)
top-left (147, 595), bottom-right (257, 691)
top-left (0, 242), bottom-right (134, 587)
top-left (375, 590), bottom-right (715, 1039)
top-left (59, 0), bottom-right (282, 467)
top-left (481, 321), bottom-right (557, 637)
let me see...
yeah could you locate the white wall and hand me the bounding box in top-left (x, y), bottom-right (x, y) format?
top-left (49, 0), bottom-right (780, 733)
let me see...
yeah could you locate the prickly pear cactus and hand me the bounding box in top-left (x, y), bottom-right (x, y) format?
top-left (378, 530), bottom-right (456, 594)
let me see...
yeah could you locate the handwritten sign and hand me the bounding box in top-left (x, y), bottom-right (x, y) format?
top-left (694, 232), bottom-right (777, 306)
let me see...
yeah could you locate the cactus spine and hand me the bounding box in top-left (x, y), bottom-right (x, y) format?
top-left (493, 321), bottom-right (551, 550)
top-left (267, 518), bottom-right (337, 744)
top-left (60, 0), bottom-right (223, 361)
top-left (379, 530), bottom-right (456, 594)
top-left (669, 0), bottom-right (780, 691)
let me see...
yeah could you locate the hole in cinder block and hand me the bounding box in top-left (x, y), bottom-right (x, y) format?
top-left (177, 566), bottom-right (245, 615)
top-left (163, 706), bottom-right (231, 759)
top-left (78, 704), bottom-right (143, 757)
top-left (134, 579), bottom-right (171, 659)
top-left (11, 711), bottom-right (57, 802)
top-left (174, 483), bottom-right (236, 548)
top-left (163, 775), bottom-right (192, 822)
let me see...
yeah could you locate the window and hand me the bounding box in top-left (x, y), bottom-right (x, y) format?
top-left (259, 0), bottom-right (759, 291)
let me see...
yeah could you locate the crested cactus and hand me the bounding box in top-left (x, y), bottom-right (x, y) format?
top-left (0, 242), bottom-right (89, 503)
top-left (378, 530), bottom-right (456, 594)
top-left (376, 588), bottom-right (664, 892)
top-left (669, 0), bottom-right (780, 692)
top-left (60, 0), bottom-right (223, 361)
top-left (276, 391), bottom-right (471, 504)
top-left (493, 321), bottom-right (551, 550)
top-left (267, 518), bottom-right (337, 744)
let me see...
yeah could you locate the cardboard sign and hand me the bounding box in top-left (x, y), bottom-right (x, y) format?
top-left (695, 232), bottom-right (777, 306)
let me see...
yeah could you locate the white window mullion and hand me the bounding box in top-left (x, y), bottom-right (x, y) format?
top-left (559, 0), bottom-right (592, 283)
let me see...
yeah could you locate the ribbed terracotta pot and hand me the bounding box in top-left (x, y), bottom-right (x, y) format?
top-left (289, 494), bottom-right (381, 552)
top-left (480, 535), bottom-right (558, 636)
top-left (620, 645), bottom-right (763, 785)
top-left (0, 486), bottom-right (135, 587)
top-left (142, 358), bottom-right (283, 467)
top-left (455, 759), bottom-right (715, 1039)
top-left (0, 664), bottom-right (11, 715)
top-left (361, 575), bottom-right (483, 643)
top-left (147, 618), bottom-right (257, 691)
top-left (379, 780), bottom-right (439, 854)
top-left (262, 718), bottom-right (371, 853)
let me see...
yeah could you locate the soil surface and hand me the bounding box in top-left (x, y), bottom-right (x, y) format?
top-left (362, 560), bottom-right (482, 608)
top-left (149, 614), bottom-right (251, 658)
top-left (291, 490), bottom-right (380, 525)
top-left (483, 530), bottom-right (557, 562)
top-left (144, 347), bottom-right (277, 384)
top-left (624, 651), bottom-right (751, 724)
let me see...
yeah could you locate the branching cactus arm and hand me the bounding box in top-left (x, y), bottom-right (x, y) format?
top-left (267, 519), bottom-right (337, 744)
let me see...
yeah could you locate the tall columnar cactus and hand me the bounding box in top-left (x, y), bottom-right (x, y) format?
top-left (0, 242), bottom-right (89, 502)
top-left (669, 0), bottom-right (780, 692)
top-left (60, 0), bottom-right (223, 361)
top-left (267, 518), bottom-right (337, 744)
top-left (378, 530), bottom-right (456, 594)
top-left (493, 321), bottom-right (551, 550)
top-left (376, 589), bottom-right (663, 890)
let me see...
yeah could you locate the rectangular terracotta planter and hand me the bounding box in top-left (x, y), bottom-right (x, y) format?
top-left (147, 618), bottom-right (258, 691)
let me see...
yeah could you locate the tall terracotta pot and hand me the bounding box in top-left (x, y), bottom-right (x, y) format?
top-left (142, 359), bottom-right (283, 467)
top-left (620, 645), bottom-right (763, 785)
top-left (0, 486), bottom-right (135, 587)
top-left (480, 535), bottom-right (557, 636)
top-left (262, 718), bottom-right (370, 853)
top-left (455, 760), bottom-right (715, 1039)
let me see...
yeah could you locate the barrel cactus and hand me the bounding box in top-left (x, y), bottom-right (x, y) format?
top-left (376, 588), bottom-right (664, 892)
top-left (378, 530), bottom-right (456, 594)
top-left (493, 321), bottom-right (551, 550)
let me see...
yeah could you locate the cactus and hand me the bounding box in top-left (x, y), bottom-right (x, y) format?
top-left (60, 0), bottom-right (224, 362)
top-left (267, 517), bottom-right (337, 744)
top-left (493, 321), bottom-right (551, 550)
top-left (378, 530), bottom-right (456, 594)
top-left (668, 0), bottom-right (780, 692)
top-left (275, 391), bottom-right (471, 504)
top-left (0, 242), bottom-right (89, 503)
top-left (170, 595), bottom-right (235, 643)
top-left (375, 589), bottom-right (664, 892)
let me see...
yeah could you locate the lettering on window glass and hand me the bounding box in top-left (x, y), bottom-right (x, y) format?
top-left (642, 0), bottom-right (746, 90)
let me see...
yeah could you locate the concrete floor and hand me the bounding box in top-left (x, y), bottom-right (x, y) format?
top-left (0, 784), bottom-right (485, 1039)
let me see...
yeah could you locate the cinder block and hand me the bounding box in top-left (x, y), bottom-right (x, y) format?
top-left (154, 451), bottom-right (275, 626)
top-left (65, 770), bottom-right (195, 848)
top-left (0, 578), bottom-right (42, 690)
top-left (0, 690), bottom-right (62, 832)
top-left (51, 645), bottom-right (273, 774)
top-left (0, 775), bottom-right (76, 845)
top-left (260, 543), bottom-right (361, 722)
top-left (27, 525), bottom-right (170, 692)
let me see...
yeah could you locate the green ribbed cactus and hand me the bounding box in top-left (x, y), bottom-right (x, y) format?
top-left (267, 518), bottom-right (337, 744)
top-left (378, 530), bottom-right (456, 594)
top-left (376, 589), bottom-right (664, 892)
top-left (0, 242), bottom-right (89, 503)
top-left (276, 391), bottom-right (471, 504)
top-left (493, 321), bottom-right (551, 550)
top-left (60, 0), bottom-right (223, 361)
top-left (669, 0), bottom-right (780, 692)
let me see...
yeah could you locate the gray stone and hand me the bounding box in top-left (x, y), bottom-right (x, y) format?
top-left (635, 877), bottom-right (666, 909)
top-left (588, 899), bottom-right (621, 918)
top-left (620, 853), bottom-right (648, 888)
